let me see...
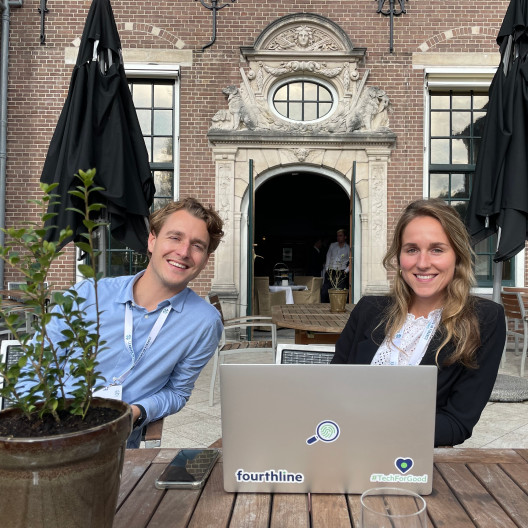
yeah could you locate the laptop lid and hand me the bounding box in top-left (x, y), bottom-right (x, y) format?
top-left (220, 364), bottom-right (437, 495)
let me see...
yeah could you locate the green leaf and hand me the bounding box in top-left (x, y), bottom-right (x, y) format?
top-left (77, 264), bottom-right (95, 278)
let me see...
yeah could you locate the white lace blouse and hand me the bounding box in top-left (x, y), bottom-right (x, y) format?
top-left (371, 308), bottom-right (443, 366)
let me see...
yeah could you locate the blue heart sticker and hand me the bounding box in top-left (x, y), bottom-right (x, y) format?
top-left (395, 458), bottom-right (414, 474)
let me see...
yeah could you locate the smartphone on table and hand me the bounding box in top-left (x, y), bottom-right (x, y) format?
top-left (154, 448), bottom-right (220, 490)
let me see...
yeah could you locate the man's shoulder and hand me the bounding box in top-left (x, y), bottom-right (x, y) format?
top-left (182, 289), bottom-right (222, 321)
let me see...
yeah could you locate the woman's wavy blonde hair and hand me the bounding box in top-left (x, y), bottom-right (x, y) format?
top-left (382, 199), bottom-right (480, 367)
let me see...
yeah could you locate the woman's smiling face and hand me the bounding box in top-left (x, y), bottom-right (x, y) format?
top-left (399, 215), bottom-right (457, 316)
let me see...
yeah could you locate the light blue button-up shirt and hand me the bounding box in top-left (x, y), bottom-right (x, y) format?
top-left (39, 271), bottom-right (223, 445)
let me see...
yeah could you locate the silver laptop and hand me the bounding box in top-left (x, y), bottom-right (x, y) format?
top-left (220, 363), bottom-right (437, 495)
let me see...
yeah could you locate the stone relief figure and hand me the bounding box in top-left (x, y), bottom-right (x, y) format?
top-left (295, 25), bottom-right (314, 48)
top-left (211, 85), bottom-right (260, 131)
top-left (346, 87), bottom-right (390, 132)
top-left (267, 26), bottom-right (340, 51)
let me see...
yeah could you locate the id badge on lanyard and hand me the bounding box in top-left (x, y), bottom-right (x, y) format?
top-left (101, 302), bottom-right (172, 395)
top-left (389, 317), bottom-right (437, 366)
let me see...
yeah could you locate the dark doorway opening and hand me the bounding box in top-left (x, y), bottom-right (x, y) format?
top-left (254, 172), bottom-right (349, 282)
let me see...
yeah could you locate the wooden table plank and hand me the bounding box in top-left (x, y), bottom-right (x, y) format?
top-left (501, 460), bottom-right (528, 492)
top-left (515, 449), bottom-right (528, 463)
top-left (346, 494), bottom-right (361, 527)
top-left (187, 461), bottom-right (236, 528)
top-left (469, 463), bottom-right (528, 527)
top-left (426, 467), bottom-right (475, 527)
top-left (271, 304), bottom-right (353, 334)
top-left (436, 462), bottom-right (517, 527)
top-left (118, 450), bottom-right (160, 508)
top-left (229, 493), bottom-right (272, 527)
top-left (147, 488), bottom-right (202, 528)
top-left (434, 448), bottom-right (523, 464)
top-left (114, 464), bottom-right (167, 528)
top-left (270, 494), bottom-right (310, 528)
top-left (311, 494), bottom-right (351, 527)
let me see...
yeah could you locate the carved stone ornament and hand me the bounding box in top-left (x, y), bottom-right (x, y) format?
top-left (208, 13), bottom-right (393, 138)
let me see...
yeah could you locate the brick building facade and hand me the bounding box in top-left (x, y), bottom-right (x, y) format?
top-left (1, 0), bottom-right (523, 315)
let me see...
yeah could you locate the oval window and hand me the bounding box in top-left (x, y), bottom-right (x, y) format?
top-left (272, 80), bottom-right (334, 122)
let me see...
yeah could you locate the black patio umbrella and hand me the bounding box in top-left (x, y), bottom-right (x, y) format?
top-left (465, 0), bottom-right (528, 300)
top-left (41, 0), bottom-right (155, 254)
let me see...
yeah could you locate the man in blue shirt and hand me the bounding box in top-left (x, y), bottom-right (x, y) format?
top-left (41, 197), bottom-right (225, 447)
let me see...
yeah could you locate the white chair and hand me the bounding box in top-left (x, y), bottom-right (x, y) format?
top-left (500, 290), bottom-right (528, 377)
top-left (208, 294), bottom-right (277, 406)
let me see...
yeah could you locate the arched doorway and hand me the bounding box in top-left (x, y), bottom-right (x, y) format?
top-left (254, 172), bottom-right (349, 282)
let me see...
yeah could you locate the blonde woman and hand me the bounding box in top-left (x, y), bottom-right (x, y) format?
top-left (332, 199), bottom-right (506, 446)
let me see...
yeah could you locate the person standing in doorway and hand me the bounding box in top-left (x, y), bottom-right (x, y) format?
top-left (321, 228), bottom-right (350, 302)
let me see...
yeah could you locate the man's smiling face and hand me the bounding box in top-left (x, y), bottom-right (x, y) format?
top-left (147, 209), bottom-right (211, 296)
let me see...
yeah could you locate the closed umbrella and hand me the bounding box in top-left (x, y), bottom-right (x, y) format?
top-left (466, 0), bottom-right (528, 301)
top-left (41, 0), bottom-right (155, 254)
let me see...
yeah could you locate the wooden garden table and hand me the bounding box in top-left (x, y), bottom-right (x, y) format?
top-left (115, 448), bottom-right (528, 527)
top-left (271, 303), bottom-right (354, 344)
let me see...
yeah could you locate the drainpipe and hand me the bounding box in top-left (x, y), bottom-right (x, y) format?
top-left (0, 0), bottom-right (23, 286)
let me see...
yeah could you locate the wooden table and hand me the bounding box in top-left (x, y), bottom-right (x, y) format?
top-left (272, 303), bottom-right (354, 344)
top-left (116, 448), bottom-right (528, 527)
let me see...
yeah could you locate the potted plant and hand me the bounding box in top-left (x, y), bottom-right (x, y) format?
top-left (0, 169), bottom-right (132, 528)
top-left (327, 256), bottom-right (349, 313)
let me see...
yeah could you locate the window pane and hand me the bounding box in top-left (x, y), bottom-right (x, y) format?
top-left (319, 88), bottom-right (332, 101)
top-left (275, 85), bottom-right (288, 101)
top-left (153, 197), bottom-right (173, 211)
top-left (450, 200), bottom-right (467, 220)
top-left (154, 170), bottom-right (173, 197)
top-left (431, 139), bottom-right (450, 164)
top-left (320, 102), bottom-right (332, 116)
top-left (304, 103), bottom-right (317, 121)
top-left (304, 83), bottom-right (317, 100)
top-left (153, 137), bottom-right (173, 163)
top-left (154, 84), bottom-right (173, 107)
top-left (452, 111), bottom-right (471, 136)
top-left (289, 102), bottom-right (302, 120)
top-left (431, 94), bottom-right (449, 109)
top-left (473, 95), bottom-right (489, 110)
top-left (451, 173), bottom-right (469, 199)
top-left (474, 254), bottom-right (491, 279)
top-left (153, 109), bottom-right (172, 135)
top-left (275, 102), bottom-right (287, 117)
top-left (144, 137), bottom-right (152, 162)
top-left (289, 83), bottom-right (302, 100)
top-left (136, 109), bottom-right (151, 135)
top-left (132, 84), bottom-right (151, 107)
top-left (452, 139), bottom-right (469, 164)
top-left (452, 94), bottom-right (470, 109)
top-left (430, 173), bottom-right (449, 199)
top-left (431, 112), bottom-right (450, 136)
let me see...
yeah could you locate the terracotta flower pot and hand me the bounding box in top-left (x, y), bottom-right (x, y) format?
top-left (329, 288), bottom-right (348, 313)
top-left (0, 398), bottom-right (132, 528)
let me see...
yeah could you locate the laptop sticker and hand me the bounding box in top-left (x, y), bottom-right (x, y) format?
top-left (306, 420), bottom-right (340, 445)
top-left (395, 457), bottom-right (413, 474)
top-left (369, 457), bottom-right (428, 484)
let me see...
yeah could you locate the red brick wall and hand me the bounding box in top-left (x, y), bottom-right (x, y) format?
top-left (3, 0), bottom-right (513, 296)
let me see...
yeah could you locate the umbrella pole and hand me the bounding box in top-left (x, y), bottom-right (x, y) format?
top-left (492, 226), bottom-right (502, 304)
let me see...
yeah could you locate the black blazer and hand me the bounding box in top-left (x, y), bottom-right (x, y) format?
top-left (331, 295), bottom-right (506, 447)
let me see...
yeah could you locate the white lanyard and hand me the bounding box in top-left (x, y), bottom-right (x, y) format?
top-left (112, 301), bottom-right (171, 385)
top-left (389, 316), bottom-right (438, 366)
